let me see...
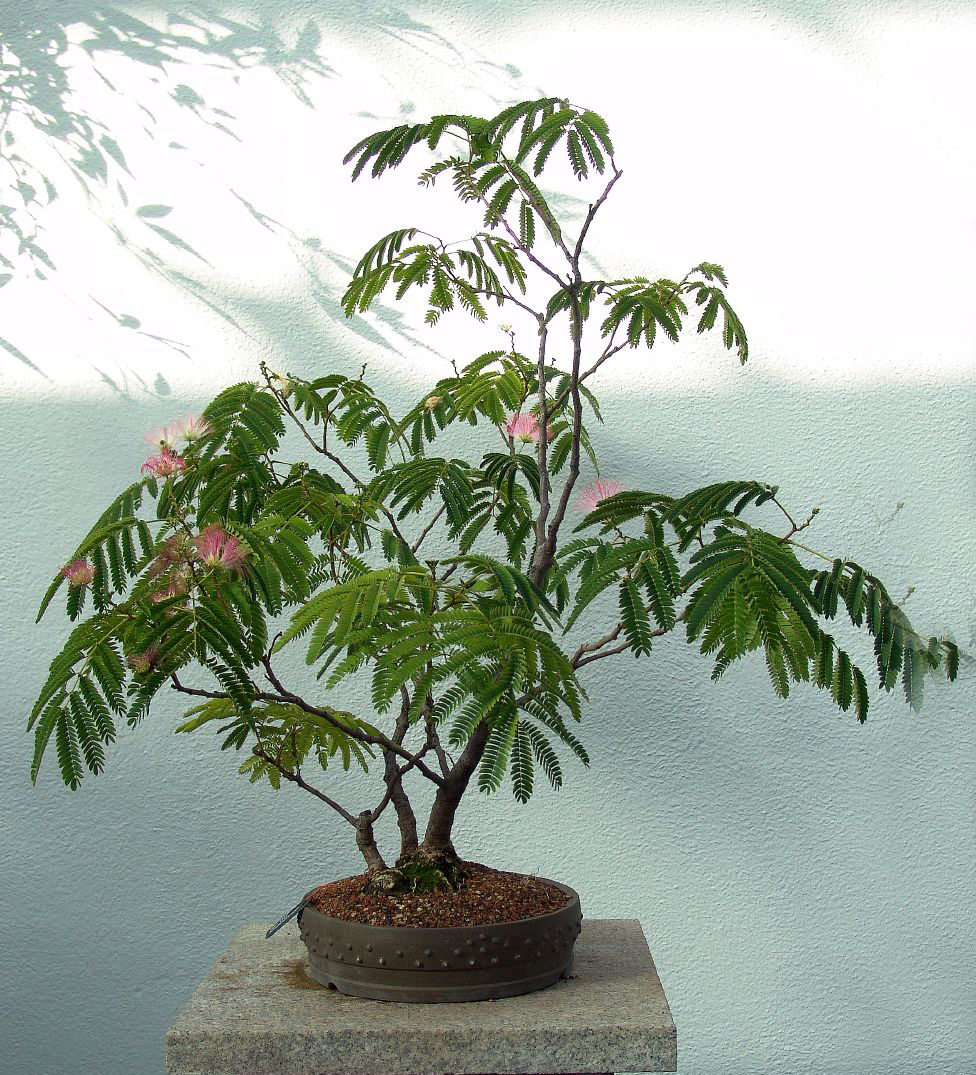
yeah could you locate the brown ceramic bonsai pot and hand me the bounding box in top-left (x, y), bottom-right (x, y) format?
top-left (297, 877), bottom-right (582, 1002)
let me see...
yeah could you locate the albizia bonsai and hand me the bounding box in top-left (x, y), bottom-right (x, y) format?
top-left (29, 98), bottom-right (959, 891)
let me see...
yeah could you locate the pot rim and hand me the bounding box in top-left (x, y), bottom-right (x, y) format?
top-left (299, 875), bottom-right (579, 936)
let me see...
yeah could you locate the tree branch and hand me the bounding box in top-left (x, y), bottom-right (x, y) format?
top-left (570, 606), bottom-right (685, 669)
top-left (170, 673), bottom-right (365, 824)
top-left (425, 705), bottom-right (452, 777)
top-left (259, 655), bottom-right (447, 787)
top-left (548, 338), bottom-right (629, 416)
top-left (460, 157), bottom-right (568, 288)
top-left (411, 503), bottom-right (446, 554)
top-left (170, 674), bottom-right (224, 701)
top-left (263, 364), bottom-right (415, 550)
top-left (530, 320), bottom-right (552, 583)
top-left (573, 639), bottom-right (633, 668)
top-left (496, 153), bottom-right (575, 272)
top-left (262, 365), bottom-right (333, 462)
top-left (371, 689), bottom-right (421, 852)
top-left (572, 163), bottom-right (622, 269)
top-left (533, 288), bottom-right (584, 581)
top-left (367, 741), bottom-right (434, 825)
top-left (437, 255), bottom-right (541, 319)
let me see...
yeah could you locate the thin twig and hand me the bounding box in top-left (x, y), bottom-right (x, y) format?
top-left (573, 639), bottom-right (633, 668)
top-left (572, 163), bottom-right (623, 267)
top-left (774, 498), bottom-right (820, 543)
top-left (412, 503), bottom-right (446, 554)
top-left (437, 255), bottom-right (540, 318)
top-left (570, 607), bottom-right (686, 669)
top-left (547, 339), bottom-right (629, 417)
top-left (459, 155), bottom-right (568, 287)
top-left (252, 747), bottom-right (359, 824)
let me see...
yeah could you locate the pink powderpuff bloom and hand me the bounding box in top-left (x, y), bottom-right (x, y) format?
top-left (169, 414), bottom-right (213, 443)
top-left (144, 414), bottom-right (213, 450)
top-left (577, 478), bottom-right (624, 514)
top-left (503, 412), bottom-right (541, 443)
top-left (144, 424), bottom-right (178, 450)
top-left (141, 449), bottom-right (187, 477)
top-left (194, 525), bottom-right (248, 571)
top-left (62, 559), bottom-right (95, 587)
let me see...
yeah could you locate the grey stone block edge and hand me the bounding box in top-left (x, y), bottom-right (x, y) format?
top-left (165, 919), bottom-right (677, 1075)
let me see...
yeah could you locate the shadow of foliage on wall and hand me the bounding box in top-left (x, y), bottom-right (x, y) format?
top-left (0, 2), bottom-right (336, 371)
top-left (0, 2), bottom-right (538, 386)
top-left (0, 1), bottom-right (533, 385)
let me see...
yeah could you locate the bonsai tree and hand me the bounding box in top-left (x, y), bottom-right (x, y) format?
top-left (29, 98), bottom-right (960, 892)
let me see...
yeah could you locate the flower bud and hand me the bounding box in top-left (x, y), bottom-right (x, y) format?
top-left (271, 371), bottom-right (293, 398)
top-left (126, 646), bottom-right (160, 674)
top-left (62, 560), bottom-right (95, 588)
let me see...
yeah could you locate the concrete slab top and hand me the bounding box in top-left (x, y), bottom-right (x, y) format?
top-left (165, 918), bottom-right (676, 1075)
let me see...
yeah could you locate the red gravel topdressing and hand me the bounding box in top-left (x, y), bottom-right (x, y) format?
top-left (305, 861), bottom-right (569, 928)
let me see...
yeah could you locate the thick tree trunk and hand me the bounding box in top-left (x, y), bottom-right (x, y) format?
top-left (420, 720), bottom-right (491, 856)
top-left (385, 753), bottom-right (419, 861)
top-left (355, 811), bottom-right (386, 871)
top-left (387, 692), bottom-right (419, 861)
top-left (362, 721), bottom-right (490, 893)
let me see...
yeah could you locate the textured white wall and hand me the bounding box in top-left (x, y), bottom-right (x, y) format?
top-left (1, 3), bottom-right (974, 1074)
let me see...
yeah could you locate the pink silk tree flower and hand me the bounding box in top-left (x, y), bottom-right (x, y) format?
top-left (141, 449), bottom-right (187, 477)
top-left (144, 424), bottom-right (177, 450)
top-left (503, 412), bottom-right (541, 443)
top-left (144, 414), bottom-right (213, 451)
top-left (62, 559), bottom-right (95, 587)
top-left (169, 414), bottom-right (213, 444)
top-left (577, 478), bottom-right (624, 513)
top-left (193, 525), bottom-right (248, 571)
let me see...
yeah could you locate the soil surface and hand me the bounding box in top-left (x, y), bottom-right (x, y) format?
top-left (305, 861), bottom-right (569, 928)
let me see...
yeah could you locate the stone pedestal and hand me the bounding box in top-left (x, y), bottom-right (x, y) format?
top-left (165, 918), bottom-right (676, 1075)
